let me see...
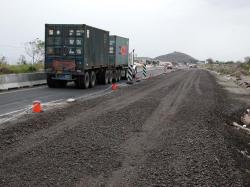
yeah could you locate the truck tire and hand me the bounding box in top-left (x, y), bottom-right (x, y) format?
top-left (113, 70), bottom-right (118, 83)
top-left (122, 69), bottom-right (128, 80)
top-left (104, 71), bottom-right (109, 85)
top-left (83, 72), bottom-right (90, 89)
top-left (117, 70), bottom-right (121, 82)
top-left (90, 71), bottom-right (96, 88)
top-left (47, 77), bottom-right (55, 88)
top-left (108, 71), bottom-right (113, 84)
top-left (76, 76), bottom-right (84, 89)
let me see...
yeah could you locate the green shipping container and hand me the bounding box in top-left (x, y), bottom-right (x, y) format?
top-left (45, 24), bottom-right (109, 73)
top-left (109, 35), bottom-right (129, 67)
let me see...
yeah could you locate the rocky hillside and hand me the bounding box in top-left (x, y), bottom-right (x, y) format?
top-left (155, 52), bottom-right (198, 64)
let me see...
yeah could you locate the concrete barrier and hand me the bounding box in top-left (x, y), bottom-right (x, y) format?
top-left (0, 73), bottom-right (46, 90)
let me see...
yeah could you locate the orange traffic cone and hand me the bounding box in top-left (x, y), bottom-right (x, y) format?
top-left (112, 83), bottom-right (118, 91)
top-left (32, 100), bottom-right (42, 113)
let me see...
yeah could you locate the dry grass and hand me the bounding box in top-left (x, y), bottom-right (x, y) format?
top-left (203, 63), bottom-right (250, 77)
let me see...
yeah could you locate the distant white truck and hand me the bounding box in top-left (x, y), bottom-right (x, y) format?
top-left (167, 64), bottom-right (173, 69)
top-left (189, 64), bottom-right (197, 68)
top-left (160, 62), bottom-right (173, 69)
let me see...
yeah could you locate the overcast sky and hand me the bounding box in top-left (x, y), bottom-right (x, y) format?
top-left (0, 0), bottom-right (250, 63)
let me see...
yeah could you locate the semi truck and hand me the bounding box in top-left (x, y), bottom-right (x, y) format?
top-left (45, 24), bottom-right (130, 88)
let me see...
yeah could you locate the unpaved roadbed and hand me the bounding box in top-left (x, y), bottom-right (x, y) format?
top-left (0, 69), bottom-right (249, 186)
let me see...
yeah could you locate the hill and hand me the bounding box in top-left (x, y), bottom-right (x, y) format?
top-left (154, 52), bottom-right (198, 64)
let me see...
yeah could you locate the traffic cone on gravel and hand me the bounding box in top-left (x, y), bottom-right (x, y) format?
top-left (32, 100), bottom-right (42, 113)
top-left (112, 83), bottom-right (118, 91)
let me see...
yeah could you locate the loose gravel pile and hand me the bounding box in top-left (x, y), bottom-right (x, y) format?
top-left (0, 69), bottom-right (249, 186)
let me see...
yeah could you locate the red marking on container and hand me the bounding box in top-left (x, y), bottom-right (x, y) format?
top-left (52, 60), bottom-right (76, 71)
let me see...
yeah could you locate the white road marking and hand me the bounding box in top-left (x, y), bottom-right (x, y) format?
top-left (0, 107), bottom-right (30, 117)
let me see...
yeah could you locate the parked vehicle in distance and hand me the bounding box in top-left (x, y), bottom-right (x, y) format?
top-left (167, 64), bottom-right (173, 69)
top-left (45, 24), bottom-right (130, 88)
top-left (166, 62), bottom-right (173, 69)
top-left (189, 64), bottom-right (197, 68)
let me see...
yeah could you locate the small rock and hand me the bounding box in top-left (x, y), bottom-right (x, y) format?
top-left (67, 98), bottom-right (76, 103)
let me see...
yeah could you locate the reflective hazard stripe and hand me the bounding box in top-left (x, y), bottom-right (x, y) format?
top-left (128, 65), bottom-right (133, 81)
top-left (143, 64), bottom-right (147, 78)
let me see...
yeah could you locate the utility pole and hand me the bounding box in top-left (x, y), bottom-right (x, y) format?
top-left (132, 49), bottom-right (135, 65)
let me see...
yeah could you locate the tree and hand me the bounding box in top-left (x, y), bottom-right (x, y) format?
top-left (17, 55), bottom-right (27, 65)
top-left (244, 56), bottom-right (250, 63)
top-left (206, 58), bottom-right (214, 64)
top-left (25, 38), bottom-right (45, 65)
top-left (0, 56), bottom-right (7, 65)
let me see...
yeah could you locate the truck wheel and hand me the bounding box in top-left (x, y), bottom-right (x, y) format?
top-left (113, 70), bottom-right (118, 83)
top-left (117, 70), bottom-right (121, 82)
top-left (76, 76), bottom-right (84, 89)
top-left (104, 71), bottom-right (109, 85)
top-left (108, 71), bottom-right (113, 84)
top-left (123, 69), bottom-right (128, 80)
top-left (47, 77), bottom-right (55, 88)
top-left (90, 71), bottom-right (96, 88)
top-left (83, 72), bottom-right (90, 89)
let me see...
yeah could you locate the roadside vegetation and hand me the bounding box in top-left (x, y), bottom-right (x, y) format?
top-left (203, 57), bottom-right (250, 78)
top-left (0, 38), bottom-right (44, 75)
top-left (0, 62), bottom-right (44, 75)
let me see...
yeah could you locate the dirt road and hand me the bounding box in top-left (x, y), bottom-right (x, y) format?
top-left (0, 69), bottom-right (249, 186)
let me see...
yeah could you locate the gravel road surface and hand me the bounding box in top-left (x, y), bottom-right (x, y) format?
top-left (0, 69), bottom-right (249, 186)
